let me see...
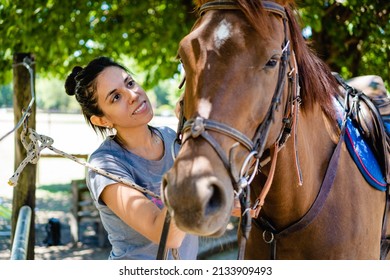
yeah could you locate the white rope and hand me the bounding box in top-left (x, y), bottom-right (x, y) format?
top-left (9, 124), bottom-right (161, 199)
top-left (0, 59), bottom-right (35, 142)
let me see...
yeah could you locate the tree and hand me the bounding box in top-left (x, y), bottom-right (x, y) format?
top-left (36, 77), bottom-right (81, 112)
top-left (0, 0), bottom-right (196, 89)
top-left (0, 83), bottom-right (12, 108)
top-left (1, 0), bottom-right (388, 90)
top-left (298, 0), bottom-right (389, 86)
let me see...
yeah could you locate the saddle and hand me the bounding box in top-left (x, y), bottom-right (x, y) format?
top-left (334, 74), bottom-right (390, 185)
top-left (334, 74), bottom-right (390, 260)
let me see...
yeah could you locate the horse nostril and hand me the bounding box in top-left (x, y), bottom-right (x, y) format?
top-left (161, 175), bottom-right (171, 209)
top-left (204, 182), bottom-right (224, 216)
top-left (161, 175), bottom-right (167, 192)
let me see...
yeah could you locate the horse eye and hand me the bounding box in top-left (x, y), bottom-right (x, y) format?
top-left (265, 58), bottom-right (278, 68)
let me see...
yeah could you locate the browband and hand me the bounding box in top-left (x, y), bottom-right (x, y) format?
top-left (199, 0), bottom-right (287, 19)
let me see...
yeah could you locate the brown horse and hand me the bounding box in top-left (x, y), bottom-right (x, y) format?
top-left (162, 0), bottom-right (389, 259)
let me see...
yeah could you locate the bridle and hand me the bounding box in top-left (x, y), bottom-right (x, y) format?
top-left (174, 0), bottom-right (301, 259)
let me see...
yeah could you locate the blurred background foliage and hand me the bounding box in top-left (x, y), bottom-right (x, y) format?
top-left (0, 0), bottom-right (388, 113)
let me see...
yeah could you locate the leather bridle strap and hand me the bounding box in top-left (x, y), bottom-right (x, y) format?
top-left (182, 117), bottom-right (254, 169)
top-left (199, 0), bottom-right (287, 19)
top-left (182, 118), bottom-right (254, 151)
top-left (156, 211), bottom-right (171, 260)
top-left (156, 211), bottom-right (180, 260)
top-left (181, 117), bottom-right (255, 189)
top-left (199, 1), bottom-right (242, 15)
top-left (253, 143), bottom-right (279, 217)
top-left (231, 143), bottom-right (279, 218)
top-left (251, 21), bottom-right (290, 158)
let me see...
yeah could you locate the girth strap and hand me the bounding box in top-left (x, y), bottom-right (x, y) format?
top-left (254, 120), bottom-right (347, 259)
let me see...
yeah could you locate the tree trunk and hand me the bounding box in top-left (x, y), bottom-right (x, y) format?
top-left (11, 53), bottom-right (36, 260)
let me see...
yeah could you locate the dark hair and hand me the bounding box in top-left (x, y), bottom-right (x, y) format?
top-left (65, 56), bottom-right (128, 136)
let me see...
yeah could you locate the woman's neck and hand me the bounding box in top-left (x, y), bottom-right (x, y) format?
top-left (115, 125), bottom-right (164, 160)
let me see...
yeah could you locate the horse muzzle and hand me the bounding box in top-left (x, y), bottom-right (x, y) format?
top-left (161, 154), bottom-right (233, 237)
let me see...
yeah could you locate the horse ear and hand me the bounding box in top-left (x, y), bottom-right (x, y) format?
top-left (90, 115), bottom-right (112, 128)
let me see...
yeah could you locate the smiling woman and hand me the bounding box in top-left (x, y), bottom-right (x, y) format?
top-left (64, 56), bottom-right (198, 260)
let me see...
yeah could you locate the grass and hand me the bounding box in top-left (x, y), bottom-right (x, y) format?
top-left (35, 183), bottom-right (72, 213)
top-left (0, 205), bottom-right (11, 220)
top-left (0, 183), bottom-right (73, 219)
top-left (38, 183), bottom-right (71, 194)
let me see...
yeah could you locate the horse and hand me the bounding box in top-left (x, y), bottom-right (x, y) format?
top-left (162, 0), bottom-right (390, 259)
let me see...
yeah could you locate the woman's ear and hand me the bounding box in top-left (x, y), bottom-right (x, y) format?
top-left (90, 115), bottom-right (113, 128)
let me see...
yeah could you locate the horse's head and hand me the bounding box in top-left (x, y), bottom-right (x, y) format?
top-left (162, 0), bottom-right (332, 237)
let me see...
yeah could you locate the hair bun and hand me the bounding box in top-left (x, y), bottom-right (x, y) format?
top-left (65, 66), bottom-right (83, 96)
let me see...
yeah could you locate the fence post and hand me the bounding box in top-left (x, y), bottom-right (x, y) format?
top-left (12, 52), bottom-right (36, 259)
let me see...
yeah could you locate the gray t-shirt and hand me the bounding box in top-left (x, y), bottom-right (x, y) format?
top-left (87, 126), bottom-right (198, 260)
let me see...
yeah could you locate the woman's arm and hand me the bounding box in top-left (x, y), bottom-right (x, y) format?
top-left (100, 182), bottom-right (186, 248)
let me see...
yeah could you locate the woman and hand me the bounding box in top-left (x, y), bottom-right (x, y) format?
top-left (65, 56), bottom-right (198, 260)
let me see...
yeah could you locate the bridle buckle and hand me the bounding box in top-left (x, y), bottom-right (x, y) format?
top-left (191, 117), bottom-right (205, 138)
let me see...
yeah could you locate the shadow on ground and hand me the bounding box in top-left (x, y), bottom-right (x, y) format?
top-left (0, 183), bottom-right (238, 260)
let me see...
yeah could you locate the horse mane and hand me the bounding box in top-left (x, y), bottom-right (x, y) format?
top-left (195, 0), bottom-right (339, 120)
top-left (284, 3), bottom-right (339, 120)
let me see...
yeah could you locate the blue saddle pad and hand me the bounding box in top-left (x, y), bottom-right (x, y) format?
top-left (384, 117), bottom-right (390, 136)
top-left (333, 98), bottom-right (387, 192)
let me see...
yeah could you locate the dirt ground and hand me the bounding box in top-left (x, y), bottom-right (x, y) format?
top-left (0, 188), bottom-right (111, 260)
top-left (0, 186), bottom-right (238, 260)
